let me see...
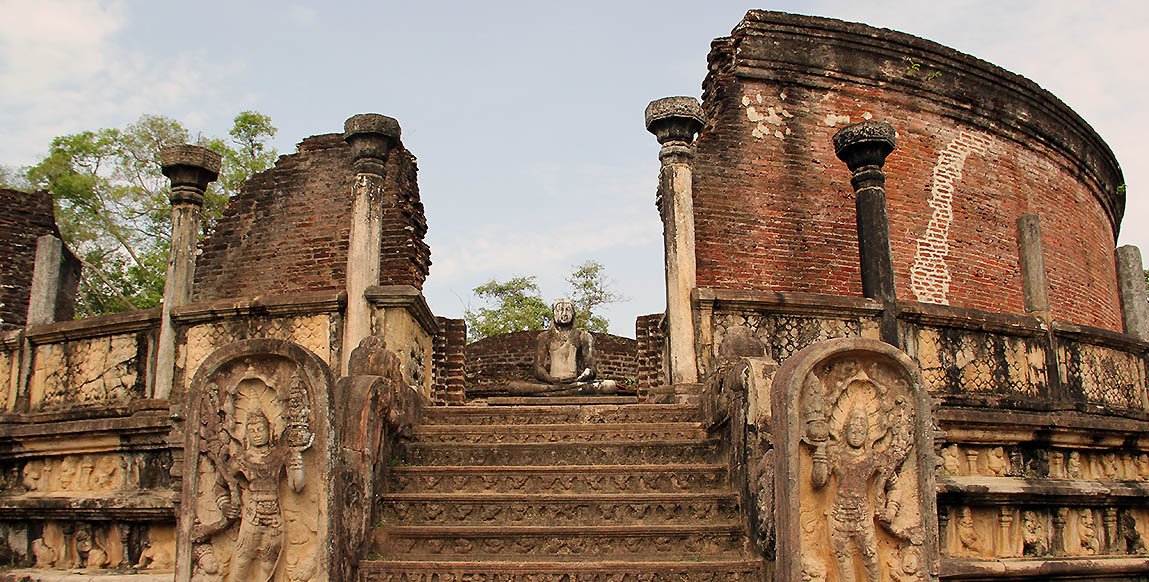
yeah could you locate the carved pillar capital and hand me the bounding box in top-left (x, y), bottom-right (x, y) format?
top-left (343, 113), bottom-right (401, 176)
top-left (833, 121), bottom-right (896, 172)
top-left (160, 145), bottom-right (221, 206)
top-left (646, 96), bottom-right (705, 164)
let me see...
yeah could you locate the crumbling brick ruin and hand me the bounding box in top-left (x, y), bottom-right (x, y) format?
top-left (0, 10), bottom-right (1147, 582)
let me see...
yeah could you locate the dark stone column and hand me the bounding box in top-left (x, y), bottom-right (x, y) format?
top-left (341, 114), bottom-right (401, 372)
top-left (154, 145), bottom-right (221, 399)
top-left (646, 96), bottom-right (705, 385)
top-left (833, 122), bottom-right (900, 347)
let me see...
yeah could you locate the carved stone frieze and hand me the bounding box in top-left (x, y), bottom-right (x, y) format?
top-left (375, 495), bottom-right (739, 526)
top-left (178, 339), bottom-right (334, 582)
top-left (378, 527), bottom-right (747, 559)
top-left (359, 562), bottom-right (763, 582)
top-left (773, 338), bottom-right (938, 582)
top-left (390, 466), bottom-right (726, 494)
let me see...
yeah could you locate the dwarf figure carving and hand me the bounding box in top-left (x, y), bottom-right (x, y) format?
top-left (508, 298), bottom-right (617, 396)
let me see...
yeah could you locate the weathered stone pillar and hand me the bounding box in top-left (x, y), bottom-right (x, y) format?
top-left (645, 97), bottom-right (704, 385)
top-left (833, 122), bottom-right (900, 347)
top-left (26, 235), bottom-right (79, 326)
top-left (153, 145), bottom-right (221, 399)
top-left (341, 114), bottom-right (401, 372)
top-left (1016, 214), bottom-right (1051, 315)
top-left (1116, 245), bottom-right (1149, 341)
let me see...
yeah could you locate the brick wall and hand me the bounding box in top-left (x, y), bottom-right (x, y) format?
top-left (193, 133), bottom-right (430, 301)
top-left (0, 188), bottom-right (77, 328)
top-left (432, 317), bottom-right (466, 405)
top-left (464, 330), bottom-right (637, 394)
top-left (635, 314), bottom-right (666, 395)
top-left (693, 11), bottom-right (1124, 331)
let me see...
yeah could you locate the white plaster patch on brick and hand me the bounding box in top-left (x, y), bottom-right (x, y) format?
top-left (862, 112), bottom-right (873, 120)
top-left (742, 92), bottom-right (793, 140)
top-left (822, 113), bottom-right (851, 127)
top-left (910, 131), bottom-right (994, 305)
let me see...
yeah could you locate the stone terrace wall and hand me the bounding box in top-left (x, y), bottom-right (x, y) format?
top-left (193, 134), bottom-right (430, 301)
top-left (635, 314), bottom-right (666, 394)
top-left (0, 189), bottom-right (76, 329)
top-left (694, 11), bottom-right (1125, 331)
top-left (464, 330), bottom-right (637, 394)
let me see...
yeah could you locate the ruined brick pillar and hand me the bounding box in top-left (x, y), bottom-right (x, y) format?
top-left (1115, 245), bottom-right (1149, 341)
top-left (154, 145), bottom-right (221, 399)
top-left (833, 122), bottom-right (900, 347)
top-left (342, 114), bottom-right (401, 371)
top-left (646, 97), bottom-right (704, 385)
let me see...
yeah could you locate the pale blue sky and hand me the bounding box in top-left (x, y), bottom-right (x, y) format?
top-left (1, 1), bottom-right (1146, 336)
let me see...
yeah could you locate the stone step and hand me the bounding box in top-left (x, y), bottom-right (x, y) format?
top-left (419, 403), bottom-right (699, 426)
top-left (376, 524), bottom-right (751, 561)
top-left (410, 422), bottom-right (706, 444)
top-left (398, 440), bottom-right (723, 467)
top-left (388, 464), bottom-right (729, 494)
top-left (358, 559), bottom-right (765, 582)
top-left (377, 492), bottom-right (741, 526)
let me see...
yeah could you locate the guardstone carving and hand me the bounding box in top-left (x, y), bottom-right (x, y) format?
top-left (179, 339), bottom-right (334, 582)
top-left (773, 338), bottom-right (938, 582)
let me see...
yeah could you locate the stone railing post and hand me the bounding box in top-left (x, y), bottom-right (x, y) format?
top-left (645, 97), bottom-right (705, 385)
top-left (153, 145), bottom-right (220, 399)
top-left (1016, 214), bottom-right (1051, 317)
top-left (342, 114), bottom-right (401, 372)
top-left (1116, 245), bottom-right (1149, 341)
top-left (833, 121), bottom-right (900, 347)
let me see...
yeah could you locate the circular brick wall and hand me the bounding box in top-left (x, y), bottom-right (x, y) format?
top-left (694, 11), bottom-right (1125, 331)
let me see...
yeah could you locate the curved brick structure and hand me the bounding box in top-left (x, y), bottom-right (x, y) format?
top-left (695, 11), bottom-right (1125, 330)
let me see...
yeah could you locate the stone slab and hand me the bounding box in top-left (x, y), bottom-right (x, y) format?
top-left (485, 396), bottom-right (639, 406)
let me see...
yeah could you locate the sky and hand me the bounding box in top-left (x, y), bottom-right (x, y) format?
top-left (1, 1), bottom-right (1147, 337)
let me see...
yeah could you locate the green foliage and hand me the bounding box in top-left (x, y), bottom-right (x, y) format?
top-left (464, 261), bottom-right (625, 341)
top-left (465, 276), bottom-right (552, 341)
top-left (23, 112), bottom-right (277, 318)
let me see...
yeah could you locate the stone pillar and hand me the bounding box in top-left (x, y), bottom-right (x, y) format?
top-left (153, 145), bottom-right (221, 399)
top-left (341, 114), bottom-right (401, 372)
top-left (645, 97), bottom-right (704, 385)
top-left (833, 122), bottom-right (900, 347)
top-left (26, 235), bottom-right (68, 326)
top-left (1016, 214), bottom-right (1052, 315)
top-left (1116, 245), bottom-right (1149, 341)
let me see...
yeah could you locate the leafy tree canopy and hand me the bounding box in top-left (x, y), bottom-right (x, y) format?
top-left (465, 260), bottom-right (625, 342)
top-left (22, 111), bottom-right (277, 318)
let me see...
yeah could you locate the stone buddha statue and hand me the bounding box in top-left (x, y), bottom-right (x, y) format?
top-left (507, 298), bottom-right (618, 396)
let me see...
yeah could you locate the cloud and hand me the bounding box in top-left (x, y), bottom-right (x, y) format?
top-left (0, 0), bottom-right (235, 165)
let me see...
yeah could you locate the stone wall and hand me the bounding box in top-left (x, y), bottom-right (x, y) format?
top-left (693, 11), bottom-right (1124, 331)
top-left (193, 135), bottom-right (430, 302)
top-left (464, 330), bottom-right (637, 395)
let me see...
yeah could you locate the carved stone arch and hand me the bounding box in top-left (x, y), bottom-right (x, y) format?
top-left (177, 339), bottom-right (334, 582)
top-left (772, 338), bottom-right (938, 582)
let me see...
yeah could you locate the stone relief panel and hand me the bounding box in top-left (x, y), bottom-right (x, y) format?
top-left (28, 333), bottom-right (141, 409)
top-left (939, 506), bottom-right (1149, 558)
top-left (182, 315), bottom-right (334, 387)
top-left (1059, 341), bottom-right (1147, 410)
top-left (180, 339), bottom-right (333, 582)
top-left (26, 521), bottom-right (175, 571)
top-left (911, 326), bottom-right (1044, 400)
top-left (20, 453), bottom-right (128, 493)
top-left (712, 311), bottom-right (874, 365)
top-left (937, 444), bottom-right (1149, 481)
top-left (773, 338), bottom-right (937, 582)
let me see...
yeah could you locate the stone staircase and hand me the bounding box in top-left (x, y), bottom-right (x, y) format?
top-left (360, 399), bottom-right (764, 581)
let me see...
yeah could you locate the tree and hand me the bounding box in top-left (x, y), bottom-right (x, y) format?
top-left (464, 261), bottom-right (625, 341)
top-left (23, 112), bottom-right (277, 318)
